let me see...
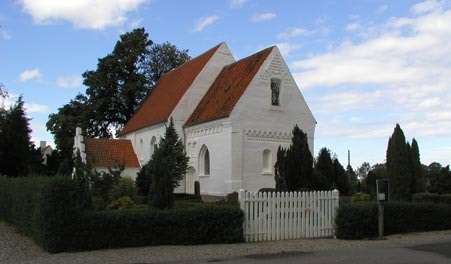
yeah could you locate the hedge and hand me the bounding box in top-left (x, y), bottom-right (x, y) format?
top-left (0, 176), bottom-right (243, 253)
top-left (335, 201), bottom-right (451, 239)
top-left (412, 193), bottom-right (451, 204)
top-left (67, 204), bottom-right (243, 251)
top-left (0, 177), bottom-right (90, 252)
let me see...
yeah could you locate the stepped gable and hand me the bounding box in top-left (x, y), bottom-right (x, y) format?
top-left (119, 43), bottom-right (223, 136)
top-left (84, 138), bottom-right (139, 168)
top-left (185, 46), bottom-right (273, 127)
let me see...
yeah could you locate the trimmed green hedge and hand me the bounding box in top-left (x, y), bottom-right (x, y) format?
top-left (0, 177), bottom-right (243, 253)
top-left (412, 192), bottom-right (451, 204)
top-left (335, 202), bottom-right (451, 239)
top-left (68, 204), bottom-right (243, 251)
top-left (0, 177), bottom-right (89, 252)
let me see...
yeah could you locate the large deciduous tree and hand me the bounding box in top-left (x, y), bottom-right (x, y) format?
top-left (47, 28), bottom-right (191, 169)
top-left (146, 42), bottom-right (191, 86)
top-left (386, 124), bottom-right (412, 201)
top-left (274, 125), bottom-right (313, 191)
top-left (83, 28), bottom-right (153, 137)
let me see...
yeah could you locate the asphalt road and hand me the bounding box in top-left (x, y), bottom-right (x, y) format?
top-left (168, 239), bottom-right (451, 264)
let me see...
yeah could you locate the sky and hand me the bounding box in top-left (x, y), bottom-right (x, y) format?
top-left (1, 0), bottom-right (451, 169)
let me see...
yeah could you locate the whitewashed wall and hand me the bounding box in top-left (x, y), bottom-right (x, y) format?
top-left (171, 42), bottom-right (235, 139)
top-left (185, 119), bottom-right (232, 196)
top-left (121, 123), bottom-right (166, 166)
top-left (230, 47), bottom-right (316, 193)
top-left (95, 167), bottom-right (140, 181)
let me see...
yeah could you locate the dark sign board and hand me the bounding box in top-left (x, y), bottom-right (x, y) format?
top-left (376, 179), bottom-right (389, 203)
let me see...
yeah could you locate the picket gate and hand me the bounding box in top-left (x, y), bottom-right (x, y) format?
top-left (238, 189), bottom-right (339, 242)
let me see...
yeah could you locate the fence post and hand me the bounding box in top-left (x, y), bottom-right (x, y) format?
top-left (332, 189), bottom-right (339, 239)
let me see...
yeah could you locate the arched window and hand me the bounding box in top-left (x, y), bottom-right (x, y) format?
top-left (150, 136), bottom-right (157, 158)
top-left (262, 149), bottom-right (272, 174)
top-left (199, 145), bottom-right (210, 176)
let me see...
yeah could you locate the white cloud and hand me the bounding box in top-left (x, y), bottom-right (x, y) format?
top-left (375, 5), bottom-right (388, 15)
top-left (1, 29), bottom-right (11, 40)
top-left (192, 15), bottom-right (220, 32)
top-left (1, 93), bottom-right (49, 113)
top-left (277, 27), bottom-right (308, 39)
top-left (19, 68), bottom-right (41, 82)
top-left (411, 0), bottom-right (442, 14)
top-left (128, 17), bottom-right (143, 28)
top-left (252, 12), bottom-right (276, 23)
top-left (275, 42), bottom-right (302, 56)
top-left (57, 75), bottom-right (82, 88)
top-left (25, 103), bottom-right (49, 113)
top-left (18, 0), bottom-right (147, 29)
top-left (345, 22), bottom-right (363, 31)
top-left (229, 0), bottom-right (248, 9)
top-left (293, 0), bottom-right (451, 140)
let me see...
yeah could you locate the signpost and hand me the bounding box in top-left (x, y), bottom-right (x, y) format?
top-left (376, 179), bottom-right (389, 239)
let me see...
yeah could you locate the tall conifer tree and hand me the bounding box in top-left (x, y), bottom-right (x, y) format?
top-left (274, 125), bottom-right (313, 191)
top-left (410, 138), bottom-right (424, 193)
top-left (0, 96), bottom-right (33, 176)
top-left (150, 118), bottom-right (189, 209)
top-left (386, 124), bottom-right (412, 201)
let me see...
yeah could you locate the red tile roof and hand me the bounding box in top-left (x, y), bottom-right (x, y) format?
top-left (85, 138), bottom-right (140, 168)
top-left (185, 47), bottom-right (273, 126)
top-left (119, 43), bottom-right (223, 136)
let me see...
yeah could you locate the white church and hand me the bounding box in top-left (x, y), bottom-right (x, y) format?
top-left (74, 42), bottom-right (316, 197)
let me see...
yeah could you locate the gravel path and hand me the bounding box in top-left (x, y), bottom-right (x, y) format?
top-left (1, 221), bottom-right (451, 264)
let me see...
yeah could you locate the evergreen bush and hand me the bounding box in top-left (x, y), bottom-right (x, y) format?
top-left (109, 177), bottom-right (137, 202)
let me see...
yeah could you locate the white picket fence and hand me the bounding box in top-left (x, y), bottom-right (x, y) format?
top-left (238, 189), bottom-right (339, 242)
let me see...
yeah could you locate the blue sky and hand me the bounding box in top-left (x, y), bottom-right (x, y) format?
top-left (1, 0), bottom-right (451, 169)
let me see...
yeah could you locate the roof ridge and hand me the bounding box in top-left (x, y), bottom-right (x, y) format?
top-left (185, 46), bottom-right (274, 127)
top-left (119, 42), bottom-right (225, 136)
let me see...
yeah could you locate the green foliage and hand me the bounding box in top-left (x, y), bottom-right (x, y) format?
top-left (386, 124), bottom-right (412, 201)
top-left (83, 28), bottom-right (153, 137)
top-left (110, 177), bottom-right (137, 202)
top-left (274, 125), bottom-right (313, 191)
top-left (315, 148), bottom-right (334, 189)
top-left (410, 139), bottom-right (425, 193)
top-left (335, 202), bottom-right (378, 239)
top-left (146, 42), bottom-right (191, 85)
top-left (0, 96), bottom-right (35, 176)
top-left (0, 176), bottom-right (242, 253)
top-left (0, 177), bottom-right (90, 252)
top-left (334, 159), bottom-right (349, 195)
top-left (350, 192), bottom-right (371, 202)
top-left (136, 159), bottom-right (153, 195)
top-left (274, 146), bottom-right (287, 191)
top-left (335, 202), bottom-right (451, 239)
top-left (47, 29), bottom-right (190, 167)
top-left (46, 94), bottom-right (89, 171)
top-left (412, 192), bottom-right (451, 204)
top-left (424, 162), bottom-right (451, 194)
top-left (107, 196), bottom-right (136, 210)
top-left (346, 164), bottom-right (358, 195)
top-left (65, 203), bottom-right (243, 251)
top-left (150, 118), bottom-right (189, 209)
